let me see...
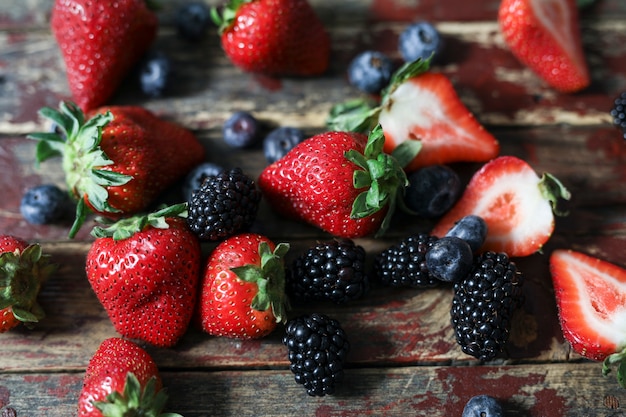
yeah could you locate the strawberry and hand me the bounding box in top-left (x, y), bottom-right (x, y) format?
top-left (28, 101), bottom-right (205, 238)
top-left (258, 126), bottom-right (417, 238)
top-left (328, 58), bottom-right (500, 172)
top-left (51, 0), bottom-right (158, 112)
top-left (85, 204), bottom-right (202, 348)
top-left (212, 0), bottom-right (331, 76)
top-left (431, 156), bottom-right (571, 257)
top-left (549, 249), bottom-right (626, 388)
top-left (0, 235), bottom-right (54, 333)
top-left (197, 233), bottom-right (289, 339)
top-left (498, 0), bottom-right (590, 93)
top-left (78, 337), bottom-right (181, 416)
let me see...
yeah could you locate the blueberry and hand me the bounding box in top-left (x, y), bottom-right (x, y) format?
top-left (462, 395), bottom-right (504, 417)
top-left (176, 2), bottom-right (212, 41)
top-left (347, 51), bottom-right (394, 94)
top-left (404, 165), bottom-right (461, 218)
top-left (223, 111), bottom-right (261, 148)
top-left (183, 162), bottom-right (225, 202)
top-left (263, 126), bottom-right (305, 163)
top-left (398, 21), bottom-right (444, 63)
top-left (446, 215), bottom-right (488, 253)
top-left (139, 51), bottom-right (170, 97)
top-left (425, 236), bottom-right (473, 283)
top-left (20, 184), bottom-right (71, 225)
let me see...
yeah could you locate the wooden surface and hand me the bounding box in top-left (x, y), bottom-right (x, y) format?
top-left (1, 0), bottom-right (626, 416)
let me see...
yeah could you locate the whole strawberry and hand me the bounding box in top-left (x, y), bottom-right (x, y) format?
top-left (78, 337), bottom-right (181, 417)
top-left (258, 125), bottom-right (416, 238)
top-left (212, 0), bottom-right (331, 76)
top-left (197, 233), bottom-right (289, 339)
top-left (0, 236), bottom-right (54, 333)
top-left (85, 204), bottom-right (202, 348)
top-left (51, 0), bottom-right (158, 112)
top-left (28, 101), bottom-right (205, 237)
top-left (498, 0), bottom-right (590, 93)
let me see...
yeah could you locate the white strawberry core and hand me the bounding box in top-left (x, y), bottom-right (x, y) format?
top-left (530, 0), bottom-right (584, 70)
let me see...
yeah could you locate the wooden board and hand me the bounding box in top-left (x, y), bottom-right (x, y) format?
top-left (1, 0), bottom-right (626, 415)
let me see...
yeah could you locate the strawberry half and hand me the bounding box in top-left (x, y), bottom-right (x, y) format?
top-left (328, 58), bottom-right (500, 172)
top-left (498, 0), bottom-right (590, 93)
top-left (431, 156), bottom-right (571, 257)
top-left (549, 249), bottom-right (626, 387)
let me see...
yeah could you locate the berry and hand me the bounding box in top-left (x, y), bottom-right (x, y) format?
top-left (20, 184), bottom-right (71, 225)
top-left (374, 233), bottom-right (440, 288)
top-left (187, 168), bottom-right (262, 241)
top-left (425, 236), bottom-right (473, 283)
top-left (283, 313), bottom-right (350, 397)
top-left (445, 215), bottom-right (488, 253)
top-left (462, 395), bottom-right (504, 417)
top-left (263, 126), bottom-right (306, 163)
top-left (610, 91), bottom-right (626, 140)
top-left (223, 111), bottom-right (261, 148)
top-left (288, 239), bottom-right (368, 304)
top-left (176, 2), bottom-right (211, 42)
top-left (405, 165), bottom-right (461, 218)
top-left (451, 252), bottom-right (524, 361)
top-left (347, 51), bottom-right (394, 94)
top-left (139, 51), bottom-right (171, 98)
top-left (182, 162), bottom-right (225, 202)
top-left (398, 21), bottom-right (444, 63)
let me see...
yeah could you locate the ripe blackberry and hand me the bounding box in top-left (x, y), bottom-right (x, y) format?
top-left (187, 167), bottom-right (261, 240)
top-left (283, 313), bottom-right (350, 397)
top-left (610, 91), bottom-right (626, 139)
top-left (451, 251), bottom-right (524, 361)
top-left (288, 239), bottom-right (368, 304)
top-left (374, 233), bottom-right (440, 288)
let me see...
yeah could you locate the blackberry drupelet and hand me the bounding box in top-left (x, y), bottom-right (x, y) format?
top-left (187, 167), bottom-right (261, 240)
top-left (374, 233), bottom-right (440, 288)
top-left (451, 251), bottom-right (524, 361)
top-left (610, 91), bottom-right (626, 140)
top-left (288, 239), bottom-right (368, 304)
top-left (283, 313), bottom-right (350, 397)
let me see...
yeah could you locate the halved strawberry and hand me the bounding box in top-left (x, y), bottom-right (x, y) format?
top-left (378, 72), bottom-right (500, 171)
top-left (498, 0), bottom-right (590, 93)
top-left (431, 156), bottom-right (570, 257)
top-left (549, 249), bottom-right (626, 387)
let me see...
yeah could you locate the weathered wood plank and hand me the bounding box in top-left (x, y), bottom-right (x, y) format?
top-left (1, 363), bottom-right (624, 416)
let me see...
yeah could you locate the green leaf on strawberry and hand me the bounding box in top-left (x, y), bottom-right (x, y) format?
top-left (231, 241), bottom-right (290, 324)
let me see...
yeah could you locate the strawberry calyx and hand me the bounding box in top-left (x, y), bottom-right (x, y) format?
top-left (326, 55), bottom-right (433, 133)
top-left (538, 172), bottom-right (572, 216)
top-left (90, 203), bottom-right (188, 241)
top-left (211, 0), bottom-right (251, 34)
top-left (28, 101), bottom-right (133, 239)
top-left (0, 244), bottom-right (54, 327)
top-left (93, 373), bottom-right (182, 417)
top-left (345, 124), bottom-right (421, 237)
top-left (603, 347), bottom-right (626, 388)
top-left (231, 241), bottom-right (290, 323)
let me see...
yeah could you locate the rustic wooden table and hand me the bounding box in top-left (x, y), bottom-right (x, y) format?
top-left (1, 0), bottom-right (626, 415)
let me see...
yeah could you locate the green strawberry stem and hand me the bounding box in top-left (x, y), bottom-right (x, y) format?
top-left (211, 0), bottom-right (251, 34)
top-left (0, 244), bottom-right (55, 327)
top-left (94, 373), bottom-right (182, 417)
top-left (603, 348), bottom-right (626, 388)
top-left (28, 101), bottom-right (132, 239)
top-left (231, 241), bottom-right (290, 323)
top-left (538, 173), bottom-right (572, 216)
top-left (90, 203), bottom-right (188, 241)
top-left (326, 55), bottom-right (433, 133)
top-left (345, 124), bottom-right (421, 237)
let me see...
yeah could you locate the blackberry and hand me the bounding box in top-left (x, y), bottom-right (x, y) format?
top-left (610, 91), bottom-right (626, 139)
top-left (187, 168), bottom-right (261, 240)
top-left (283, 313), bottom-right (350, 397)
top-left (288, 239), bottom-right (368, 304)
top-left (451, 251), bottom-right (524, 361)
top-left (374, 233), bottom-right (440, 288)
